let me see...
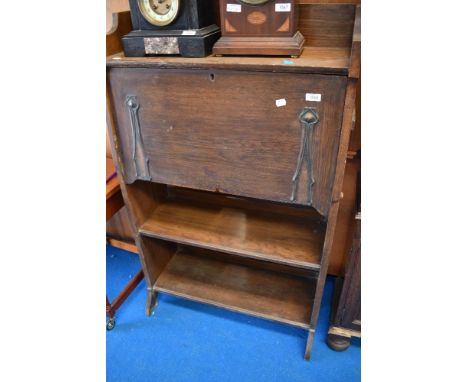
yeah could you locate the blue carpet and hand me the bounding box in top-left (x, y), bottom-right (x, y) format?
top-left (107, 245), bottom-right (360, 382)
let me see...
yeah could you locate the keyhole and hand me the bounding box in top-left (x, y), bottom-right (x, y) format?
top-left (209, 73), bottom-right (215, 82)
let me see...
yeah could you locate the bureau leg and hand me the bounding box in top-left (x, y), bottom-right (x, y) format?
top-left (304, 329), bottom-right (315, 361)
top-left (145, 288), bottom-right (158, 317)
top-left (327, 332), bottom-right (351, 352)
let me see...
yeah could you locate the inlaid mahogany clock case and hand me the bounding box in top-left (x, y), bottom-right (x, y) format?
top-left (213, 0), bottom-right (304, 56)
top-left (122, 0), bottom-right (221, 58)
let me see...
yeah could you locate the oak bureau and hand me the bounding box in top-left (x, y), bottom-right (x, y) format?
top-left (106, 3), bottom-right (360, 360)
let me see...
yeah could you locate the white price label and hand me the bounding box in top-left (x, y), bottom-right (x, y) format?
top-left (227, 4), bottom-right (242, 12)
top-left (182, 30), bottom-right (196, 35)
top-left (276, 98), bottom-right (287, 107)
top-left (306, 93), bottom-right (322, 102)
top-left (275, 3), bottom-right (291, 12)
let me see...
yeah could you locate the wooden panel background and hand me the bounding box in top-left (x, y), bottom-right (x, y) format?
top-left (107, 206), bottom-right (135, 241)
top-left (299, 4), bottom-right (355, 48)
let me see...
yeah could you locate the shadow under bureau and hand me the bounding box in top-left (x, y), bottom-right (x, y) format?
top-left (106, 16), bottom-right (360, 358)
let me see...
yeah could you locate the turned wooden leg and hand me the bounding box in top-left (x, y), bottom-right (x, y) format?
top-left (145, 288), bottom-right (158, 317)
top-left (327, 333), bottom-right (351, 352)
top-left (304, 329), bottom-right (315, 361)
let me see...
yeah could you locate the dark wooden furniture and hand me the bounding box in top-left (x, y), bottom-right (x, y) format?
top-left (213, 0), bottom-right (304, 56)
top-left (107, 7), bottom-right (139, 254)
top-left (106, 5), bottom-right (361, 277)
top-left (327, 171), bottom-right (360, 350)
top-left (106, 158), bottom-right (144, 330)
top-left (107, 1), bottom-right (360, 360)
top-left (122, 0), bottom-right (221, 57)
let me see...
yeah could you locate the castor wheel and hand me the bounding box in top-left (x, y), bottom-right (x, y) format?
top-left (106, 317), bottom-right (116, 331)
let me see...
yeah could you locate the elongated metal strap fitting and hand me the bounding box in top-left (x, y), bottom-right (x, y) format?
top-left (126, 95), bottom-right (152, 182)
top-left (290, 108), bottom-right (320, 205)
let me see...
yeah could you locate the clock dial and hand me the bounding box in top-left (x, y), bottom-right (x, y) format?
top-left (138, 0), bottom-right (180, 26)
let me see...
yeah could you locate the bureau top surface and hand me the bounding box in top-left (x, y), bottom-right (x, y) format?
top-left (107, 46), bottom-right (351, 76)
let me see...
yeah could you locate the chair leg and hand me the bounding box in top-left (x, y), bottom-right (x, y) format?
top-left (106, 296), bottom-right (116, 330)
top-left (106, 295), bottom-right (114, 318)
top-left (106, 270), bottom-right (144, 330)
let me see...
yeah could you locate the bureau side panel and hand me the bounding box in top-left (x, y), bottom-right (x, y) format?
top-left (108, 67), bottom-right (346, 215)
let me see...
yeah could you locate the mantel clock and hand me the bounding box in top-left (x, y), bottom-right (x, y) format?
top-left (213, 0), bottom-right (304, 57)
top-left (122, 0), bottom-right (221, 57)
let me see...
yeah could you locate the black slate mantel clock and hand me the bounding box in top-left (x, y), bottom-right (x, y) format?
top-left (122, 0), bottom-right (221, 58)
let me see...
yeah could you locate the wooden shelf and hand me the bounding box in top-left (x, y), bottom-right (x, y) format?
top-left (107, 46), bottom-right (351, 75)
top-left (155, 250), bottom-right (316, 329)
top-left (139, 198), bottom-right (325, 270)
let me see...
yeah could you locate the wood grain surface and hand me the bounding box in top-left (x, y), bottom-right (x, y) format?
top-left (308, 78), bottom-right (356, 329)
top-left (108, 46), bottom-right (351, 75)
top-left (137, 235), bottom-right (176, 287)
top-left (298, 4), bottom-right (355, 48)
top-left (107, 206), bottom-right (135, 242)
top-left (328, 156), bottom-right (359, 275)
top-left (155, 249), bottom-right (317, 328)
top-left (106, 158), bottom-right (125, 220)
top-left (139, 196), bottom-right (325, 270)
top-left (108, 67), bottom-right (347, 215)
top-left (297, 0), bottom-right (359, 3)
top-left (213, 32), bottom-right (305, 57)
top-left (218, 0), bottom-right (299, 37)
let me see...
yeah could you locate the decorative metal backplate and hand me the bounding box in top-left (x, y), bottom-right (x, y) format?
top-left (290, 108), bottom-right (320, 205)
top-left (126, 95), bottom-right (152, 181)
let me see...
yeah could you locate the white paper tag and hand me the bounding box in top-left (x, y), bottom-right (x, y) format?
top-left (306, 93), bottom-right (322, 102)
top-left (182, 30), bottom-right (196, 36)
top-left (227, 4), bottom-right (242, 12)
top-left (275, 3), bottom-right (291, 12)
top-left (276, 98), bottom-right (287, 107)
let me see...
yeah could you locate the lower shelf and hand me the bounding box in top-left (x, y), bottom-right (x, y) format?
top-left (155, 250), bottom-right (316, 329)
